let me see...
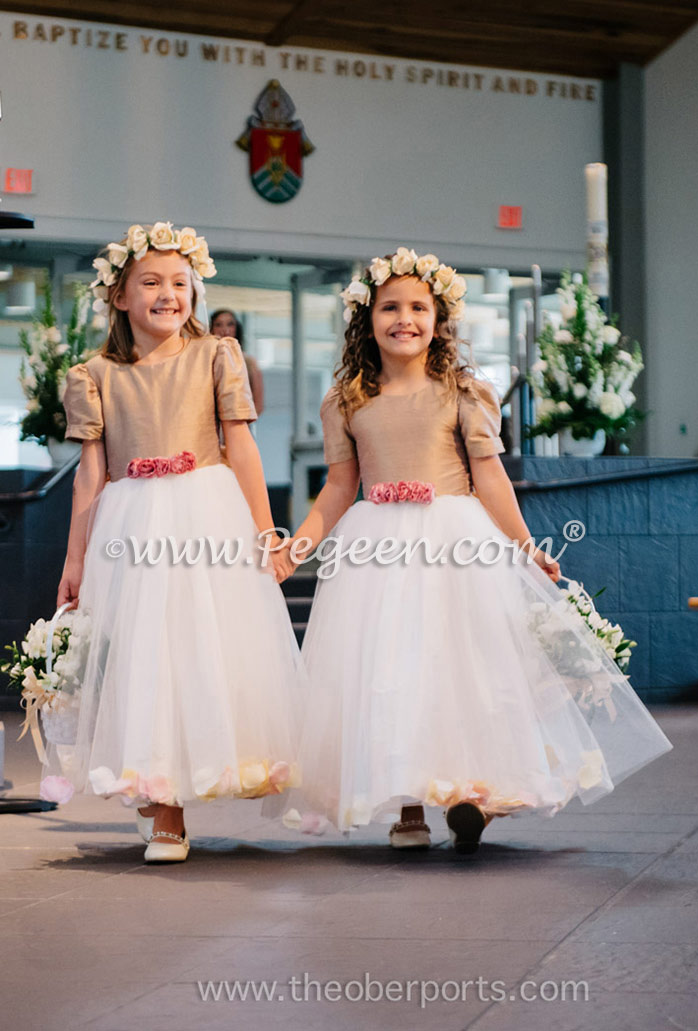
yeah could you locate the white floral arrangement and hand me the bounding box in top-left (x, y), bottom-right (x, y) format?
top-left (341, 246), bottom-right (467, 324)
top-left (562, 579), bottom-right (636, 672)
top-left (90, 222), bottom-right (217, 313)
top-left (2, 609), bottom-right (91, 751)
top-left (528, 271), bottom-right (644, 442)
top-left (19, 282), bottom-right (97, 445)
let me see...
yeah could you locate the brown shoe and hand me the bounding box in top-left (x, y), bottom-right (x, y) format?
top-left (446, 802), bottom-right (486, 854)
top-left (389, 804), bottom-right (431, 849)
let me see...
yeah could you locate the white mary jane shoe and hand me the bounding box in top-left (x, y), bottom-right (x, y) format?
top-left (144, 830), bottom-right (190, 863)
top-left (136, 809), bottom-right (155, 843)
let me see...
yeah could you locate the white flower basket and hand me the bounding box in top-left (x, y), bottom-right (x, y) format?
top-left (40, 603), bottom-right (79, 746)
top-left (41, 702), bottom-right (78, 745)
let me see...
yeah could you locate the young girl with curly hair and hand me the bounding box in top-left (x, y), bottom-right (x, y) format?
top-left (283, 247), bottom-right (670, 853)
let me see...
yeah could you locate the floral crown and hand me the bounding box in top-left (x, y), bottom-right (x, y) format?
top-left (340, 247), bottom-right (467, 324)
top-left (90, 222), bottom-right (217, 314)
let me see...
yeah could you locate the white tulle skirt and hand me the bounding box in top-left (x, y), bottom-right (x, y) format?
top-left (43, 464), bottom-right (302, 807)
top-left (299, 494), bottom-right (672, 830)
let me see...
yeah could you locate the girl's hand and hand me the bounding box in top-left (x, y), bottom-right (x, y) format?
top-left (268, 538), bottom-right (296, 584)
top-left (57, 558), bottom-right (83, 609)
top-left (532, 548), bottom-right (561, 583)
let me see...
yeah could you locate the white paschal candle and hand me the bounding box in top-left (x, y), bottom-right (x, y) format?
top-left (585, 163), bottom-right (608, 226)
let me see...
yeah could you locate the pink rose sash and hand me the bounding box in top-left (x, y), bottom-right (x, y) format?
top-left (126, 450), bottom-right (197, 479)
top-left (367, 480), bottom-right (436, 504)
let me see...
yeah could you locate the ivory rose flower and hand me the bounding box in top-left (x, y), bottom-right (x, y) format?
top-left (432, 264), bottom-right (456, 295)
top-left (149, 221), bottom-right (178, 250)
top-left (341, 279), bottom-right (371, 307)
top-left (107, 244), bottom-right (129, 269)
top-left (92, 258), bottom-right (117, 287)
top-left (602, 325), bottom-right (621, 345)
top-left (443, 275), bottom-right (467, 301)
top-left (126, 224), bottom-right (149, 260)
top-left (369, 257), bottom-right (392, 286)
top-left (416, 254), bottom-right (440, 279)
top-left (178, 227), bottom-right (198, 255)
top-left (391, 247), bottom-right (418, 276)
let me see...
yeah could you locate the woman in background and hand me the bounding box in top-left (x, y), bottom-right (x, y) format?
top-left (211, 309), bottom-right (265, 415)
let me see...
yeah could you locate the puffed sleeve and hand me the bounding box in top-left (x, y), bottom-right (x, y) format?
top-left (320, 388), bottom-right (357, 464)
top-left (64, 363), bottom-right (104, 441)
top-left (213, 338), bottom-right (258, 422)
top-left (458, 378), bottom-right (505, 458)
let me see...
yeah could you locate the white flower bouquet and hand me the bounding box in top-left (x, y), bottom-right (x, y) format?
top-left (528, 271), bottom-right (645, 443)
top-left (2, 606), bottom-right (91, 756)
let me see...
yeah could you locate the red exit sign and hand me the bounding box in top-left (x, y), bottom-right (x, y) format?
top-left (4, 168), bottom-right (34, 193)
top-left (498, 205), bottom-right (523, 230)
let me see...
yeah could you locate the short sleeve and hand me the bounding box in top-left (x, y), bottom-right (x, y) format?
top-left (64, 363), bottom-right (104, 441)
top-left (458, 378), bottom-right (505, 458)
top-left (213, 338), bottom-right (258, 422)
top-left (320, 388), bottom-right (357, 464)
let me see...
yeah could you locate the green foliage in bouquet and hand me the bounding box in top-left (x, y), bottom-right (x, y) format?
top-left (19, 281), bottom-right (97, 445)
top-left (528, 271), bottom-right (646, 442)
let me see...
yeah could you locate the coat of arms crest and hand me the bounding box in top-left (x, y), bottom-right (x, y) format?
top-left (236, 79), bottom-right (315, 204)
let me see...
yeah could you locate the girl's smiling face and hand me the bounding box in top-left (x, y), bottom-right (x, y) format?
top-left (371, 276), bottom-right (437, 366)
top-left (114, 250), bottom-right (193, 341)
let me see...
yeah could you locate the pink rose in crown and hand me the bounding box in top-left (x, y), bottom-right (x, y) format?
top-left (154, 457), bottom-right (171, 477)
top-left (396, 480), bottom-right (411, 502)
top-left (137, 458), bottom-right (157, 478)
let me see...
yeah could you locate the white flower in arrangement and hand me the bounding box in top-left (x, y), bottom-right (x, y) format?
top-left (106, 244), bottom-right (129, 269)
top-left (391, 247), bottom-right (419, 276)
top-left (149, 221), bottom-right (178, 250)
top-left (45, 326), bottom-right (62, 345)
top-left (55, 343), bottom-right (69, 357)
top-left (572, 382), bottom-right (588, 399)
top-left (616, 349), bottom-right (633, 364)
top-left (536, 398), bottom-right (557, 418)
top-left (531, 359), bottom-right (548, 374)
top-left (599, 391), bottom-right (626, 420)
top-left (602, 325), bottom-right (621, 345)
top-left (560, 302), bottom-right (577, 321)
top-left (415, 254), bottom-right (440, 280)
top-left (620, 389), bottom-right (636, 407)
top-left (369, 257), bottom-right (392, 286)
top-left (553, 367), bottom-right (570, 392)
top-left (556, 400), bottom-right (572, 415)
top-left (554, 330), bottom-right (574, 344)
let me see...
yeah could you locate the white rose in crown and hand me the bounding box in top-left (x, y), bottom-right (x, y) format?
top-left (107, 244), bottom-right (129, 269)
top-left (431, 264), bottom-right (456, 295)
top-left (179, 227), bottom-right (198, 256)
top-left (126, 224), bottom-right (149, 261)
top-left (92, 258), bottom-right (117, 287)
top-left (391, 247), bottom-right (419, 276)
top-left (342, 279), bottom-right (372, 307)
top-left (369, 258), bottom-right (392, 286)
top-left (443, 275), bottom-right (467, 301)
top-left (416, 254), bottom-right (440, 280)
top-left (150, 221), bottom-right (178, 250)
